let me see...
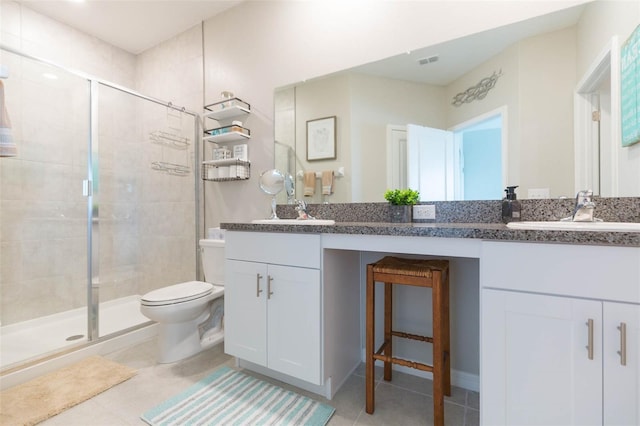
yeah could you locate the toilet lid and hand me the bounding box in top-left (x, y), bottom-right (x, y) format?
top-left (141, 281), bottom-right (213, 306)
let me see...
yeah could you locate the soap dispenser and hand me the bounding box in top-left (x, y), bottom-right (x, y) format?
top-left (502, 186), bottom-right (522, 223)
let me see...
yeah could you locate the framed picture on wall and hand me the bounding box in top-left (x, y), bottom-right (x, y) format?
top-left (306, 116), bottom-right (336, 161)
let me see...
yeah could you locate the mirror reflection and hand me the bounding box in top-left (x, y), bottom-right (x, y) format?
top-left (274, 1), bottom-right (640, 203)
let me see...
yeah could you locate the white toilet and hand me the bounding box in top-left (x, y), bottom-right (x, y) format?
top-left (140, 239), bottom-right (225, 363)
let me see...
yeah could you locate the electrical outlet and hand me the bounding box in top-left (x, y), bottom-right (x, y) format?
top-left (413, 204), bottom-right (436, 220)
top-left (528, 188), bottom-right (550, 199)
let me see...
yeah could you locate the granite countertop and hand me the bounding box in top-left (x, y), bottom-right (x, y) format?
top-left (220, 221), bottom-right (640, 247)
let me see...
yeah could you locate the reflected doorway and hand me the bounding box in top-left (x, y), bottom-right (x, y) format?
top-left (386, 109), bottom-right (505, 201)
top-left (575, 36), bottom-right (619, 197)
top-left (453, 113), bottom-right (503, 200)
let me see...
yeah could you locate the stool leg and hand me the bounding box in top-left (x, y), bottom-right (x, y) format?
top-left (432, 271), bottom-right (444, 426)
top-left (384, 282), bottom-right (393, 381)
top-left (366, 264), bottom-right (375, 414)
top-left (443, 270), bottom-right (451, 396)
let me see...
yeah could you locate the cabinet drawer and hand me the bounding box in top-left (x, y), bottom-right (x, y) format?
top-left (226, 231), bottom-right (321, 269)
top-left (481, 241), bottom-right (640, 302)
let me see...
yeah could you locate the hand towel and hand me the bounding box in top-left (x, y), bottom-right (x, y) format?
top-left (0, 80), bottom-right (16, 157)
top-left (322, 170), bottom-right (334, 195)
top-left (303, 171), bottom-right (316, 196)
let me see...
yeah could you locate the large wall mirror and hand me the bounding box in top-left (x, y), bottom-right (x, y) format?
top-left (274, 1), bottom-right (640, 204)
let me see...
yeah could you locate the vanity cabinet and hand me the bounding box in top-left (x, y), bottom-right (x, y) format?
top-left (481, 241), bottom-right (640, 426)
top-left (224, 232), bottom-right (322, 386)
top-left (225, 260), bottom-right (321, 384)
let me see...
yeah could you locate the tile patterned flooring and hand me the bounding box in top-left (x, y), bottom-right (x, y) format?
top-left (40, 338), bottom-right (479, 425)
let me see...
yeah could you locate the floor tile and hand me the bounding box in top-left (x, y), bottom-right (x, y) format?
top-left (33, 337), bottom-right (479, 426)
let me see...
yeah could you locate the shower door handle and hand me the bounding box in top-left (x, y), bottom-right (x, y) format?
top-left (83, 179), bottom-right (92, 197)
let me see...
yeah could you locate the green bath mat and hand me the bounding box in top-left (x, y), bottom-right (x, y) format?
top-left (141, 366), bottom-right (335, 426)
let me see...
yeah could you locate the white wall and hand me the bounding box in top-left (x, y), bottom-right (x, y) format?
top-left (518, 28), bottom-right (577, 198)
top-left (202, 0), bottom-right (589, 224)
top-left (294, 74), bottom-right (352, 203)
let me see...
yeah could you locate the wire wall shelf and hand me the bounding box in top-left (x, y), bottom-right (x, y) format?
top-left (149, 130), bottom-right (190, 150)
top-left (201, 159), bottom-right (251, 181)
top-left (203, 97), bottom-right (251, 121)
top-left (151, 161), bottom-right (191, 176)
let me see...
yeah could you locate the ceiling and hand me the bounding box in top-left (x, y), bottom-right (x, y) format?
top-left (17, 0), bottom-right (244, 54)
top-left (352, 3), bottom-right (586, 86)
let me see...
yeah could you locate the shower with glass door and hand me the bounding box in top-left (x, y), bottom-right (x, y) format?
top-left (0, 46), bottom-right (201, 371)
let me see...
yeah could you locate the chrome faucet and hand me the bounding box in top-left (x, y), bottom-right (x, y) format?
top-left (563, 189), bottom-right (601, 222)
top-left (295, 199), bottom-right (315, 220)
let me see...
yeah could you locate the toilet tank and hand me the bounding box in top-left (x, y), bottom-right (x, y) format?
top-left (199, 239), bottom-right (225, 285)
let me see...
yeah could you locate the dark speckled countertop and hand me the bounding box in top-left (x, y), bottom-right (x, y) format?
top-left (220, 221), bottom-right (640, 247)
top-left (221, 199), bottom-right (640, 247)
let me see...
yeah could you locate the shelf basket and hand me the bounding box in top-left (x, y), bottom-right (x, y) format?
top-left (202, 159), bottom-right (251, 181)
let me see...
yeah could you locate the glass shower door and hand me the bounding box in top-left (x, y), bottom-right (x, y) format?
top-left (94, 83), bottom-right (197, 338)
top-left (0, 50), bottom-right (91, 369)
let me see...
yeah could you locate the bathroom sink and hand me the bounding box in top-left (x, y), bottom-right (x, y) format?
top-left (506, 221), bottom-right (640, 232)
top-left (251, 219), bottom-right (336, 225)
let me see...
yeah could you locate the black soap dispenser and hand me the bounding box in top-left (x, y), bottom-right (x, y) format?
top-left (502, 186), bottom-right (522, 223)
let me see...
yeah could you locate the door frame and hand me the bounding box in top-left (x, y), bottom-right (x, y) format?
top-left (449, 106), bottom-right (508, 199)
top-left (574, 36), bottom-right (620, 196)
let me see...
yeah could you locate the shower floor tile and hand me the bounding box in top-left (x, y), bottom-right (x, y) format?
top-left (0, 296), bottom-right (148, 369)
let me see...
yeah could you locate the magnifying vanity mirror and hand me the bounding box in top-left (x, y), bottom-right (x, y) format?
top-left (259, 169), bottom-right (285, 219)
top-left (274, 1), bottom-right (640, 204)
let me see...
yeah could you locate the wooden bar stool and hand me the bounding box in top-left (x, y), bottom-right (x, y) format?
top-left (365, 256), bottom-right (451, 426)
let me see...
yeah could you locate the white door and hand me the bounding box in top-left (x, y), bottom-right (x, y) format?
top-left (224, 260), bottom-right (268, 366)
top-left (267, 264), bottom-right (321, 385)
top-left (406, 124), bottom-right (453, 201)
top-left (482, 289), bottom-right (602, 425)
top-left (603, 301), bottom-right (640, 425)
top-left (386, 125), bottom-right (408, 189)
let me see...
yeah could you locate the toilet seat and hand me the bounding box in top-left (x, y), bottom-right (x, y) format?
top-left (141, 281), bottom-right (213, 306)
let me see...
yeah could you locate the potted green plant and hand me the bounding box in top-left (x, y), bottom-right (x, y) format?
top-left (384, 188), bottom-right (420, 222)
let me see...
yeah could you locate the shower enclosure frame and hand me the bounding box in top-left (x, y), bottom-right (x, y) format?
top-left (0, 44), bottom-right (203, 351)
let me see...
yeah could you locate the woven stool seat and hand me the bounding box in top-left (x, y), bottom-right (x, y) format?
top-left (371, 256), bottom-right (449, 277)
top-left (366, 256), bottom-right (451, 426)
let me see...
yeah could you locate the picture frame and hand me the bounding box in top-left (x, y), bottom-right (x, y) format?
top-left (621, 24), bottom-right (640, 147)
top-left (306, 116), bottom-right (336, 161)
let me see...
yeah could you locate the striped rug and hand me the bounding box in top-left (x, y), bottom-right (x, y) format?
top-left (141, 366), bottom-right (335, 426)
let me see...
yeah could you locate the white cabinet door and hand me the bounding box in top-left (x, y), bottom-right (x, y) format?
top-left (225, 259), bottom-right (322, 385)
top-left (482, 289), bottom-right (602, 426)
top-left (225, 260), bottom-right (267, 365)
top-left (267, 264), bottom-right (321, 385)
top-left (603, 302), bottom-right (640, 425)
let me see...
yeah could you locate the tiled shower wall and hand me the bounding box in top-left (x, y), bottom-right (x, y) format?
top-left (0, 2), bottom-right (201, 325)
